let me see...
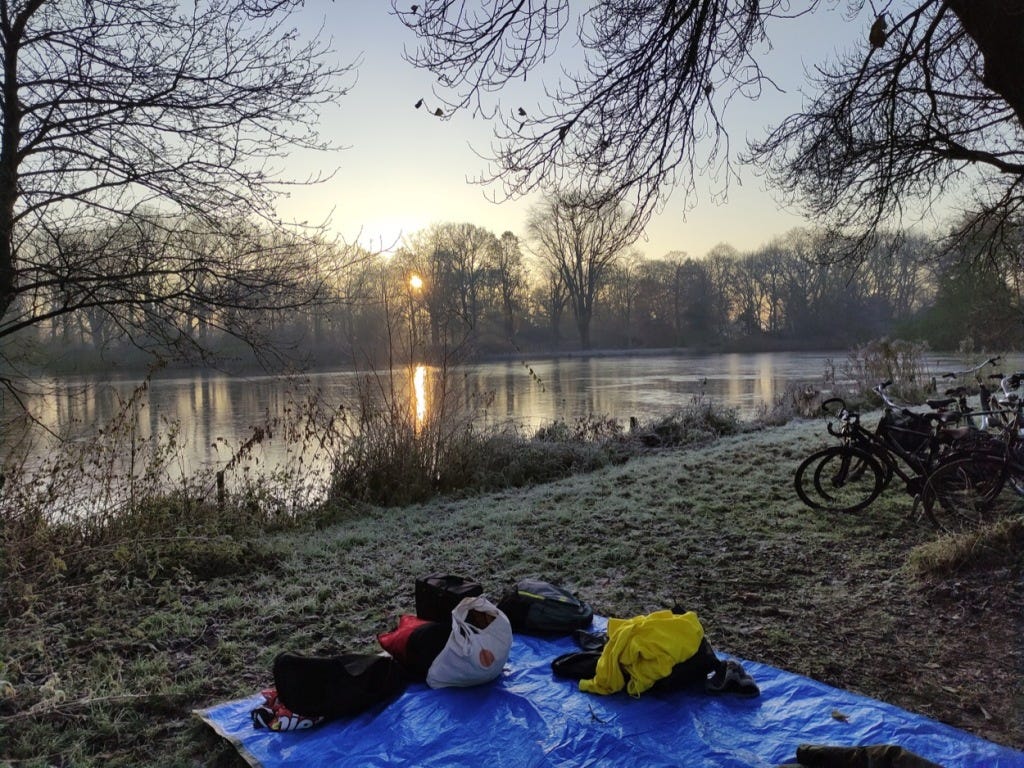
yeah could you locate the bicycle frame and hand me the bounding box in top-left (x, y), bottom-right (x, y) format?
top-left (798, 374), bottom-right (1009, 516)
top-left (822, 397), bottom-right (955, 498)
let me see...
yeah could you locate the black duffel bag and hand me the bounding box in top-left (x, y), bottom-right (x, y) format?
top-left (272, 651), bottom-right (408, 719)
top-left (414, 573), bottom-right (483, 622)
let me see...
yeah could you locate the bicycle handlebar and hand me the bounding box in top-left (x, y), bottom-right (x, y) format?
top-left (940, 355), bottom-right (1002, 379)
top-left (873, 381), bottom-right (900, 409)
top-left (821, 397), bottom-right (846, 417)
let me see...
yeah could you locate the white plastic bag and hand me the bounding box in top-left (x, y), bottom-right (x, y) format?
top-left (425, 595), bottom-right (512, 689)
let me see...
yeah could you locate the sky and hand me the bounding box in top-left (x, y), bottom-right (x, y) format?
top-left (276, 4), bottom-right (870, 261)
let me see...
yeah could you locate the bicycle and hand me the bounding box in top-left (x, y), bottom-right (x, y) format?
top-left (919, 372), bottom-right (1024, 532)
top-left (935, 355), bottom-right (1001, 430)
top-left (794, 382), bottom-right (969, 513)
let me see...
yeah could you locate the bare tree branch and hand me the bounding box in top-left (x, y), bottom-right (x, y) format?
top-left (0, 0), bottom-right (352, 367)
top-left (399, 1), bottom-right (1024, 263)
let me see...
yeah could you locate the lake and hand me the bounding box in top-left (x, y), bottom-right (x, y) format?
top-left (1, 349), bottom-right (1004, 482)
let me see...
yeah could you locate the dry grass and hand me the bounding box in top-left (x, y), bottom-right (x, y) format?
top-left (909, 518), bottom-right (1024, 575)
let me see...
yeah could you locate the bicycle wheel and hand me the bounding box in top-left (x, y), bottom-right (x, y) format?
top-left (795, 446), bottom-right (885, 513)
top-left (920, 455), bottom-right (1016, 532)
top-left (945, 438), bottom-right (1024, 498)
top-left (817, 445), bottom-right (894, 495)
top-left (870, 445), bottom-right (896, 490)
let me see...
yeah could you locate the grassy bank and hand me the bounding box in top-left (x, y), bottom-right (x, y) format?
top-left (1, 416), bottom-right (1022, 766)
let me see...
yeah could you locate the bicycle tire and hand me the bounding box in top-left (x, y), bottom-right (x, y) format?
top-left (920, 455), bottom-right (1015, 533)
top-left (942, 438), bottom-right (1024, 498)
top-left (795, 446), bottom-right (885, 513)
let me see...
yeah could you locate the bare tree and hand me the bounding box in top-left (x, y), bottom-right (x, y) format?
top-left (0, 1), bottom-right (351, 375)
top-left (600, 250), bottom-right (643, 348)
top-left (397, 1), bottom-right (1024, 260)
top-left (629, 257), bottom-right (679, 347)
top-left (401, 222), bottom-right (500, 353)
top-left (434, 223), bottom-right (499, 333)
top-left (677, 255), bottom-right (730, 345)
top-left (527, 190), bottom-right (632, 349)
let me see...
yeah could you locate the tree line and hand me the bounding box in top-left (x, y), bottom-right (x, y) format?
top-left (4, 2), bottom-right (1024, 384)
top-left (316, 216), bottom-right (1024, 365)
top-left (13, 204), bottom-right (1023, 375)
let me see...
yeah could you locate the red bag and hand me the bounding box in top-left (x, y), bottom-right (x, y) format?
top-left (378, 614), bottom-right (451, 678)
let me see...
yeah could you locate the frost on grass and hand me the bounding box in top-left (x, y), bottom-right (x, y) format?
top-left (2, 416), bottom-right (1022, 766)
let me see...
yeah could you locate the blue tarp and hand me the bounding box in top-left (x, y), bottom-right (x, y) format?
top-left (196, 619), bottom-right (1024, 768)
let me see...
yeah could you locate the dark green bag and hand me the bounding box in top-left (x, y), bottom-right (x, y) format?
top-left (497, 579), bottom-right (593, 635)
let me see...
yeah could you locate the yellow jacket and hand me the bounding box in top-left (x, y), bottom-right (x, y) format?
top-left (579, 610), bottom-right (704, 697)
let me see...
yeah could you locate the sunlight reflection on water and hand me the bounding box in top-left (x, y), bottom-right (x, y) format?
top-left (4, 350), bottom-right (1006, 481)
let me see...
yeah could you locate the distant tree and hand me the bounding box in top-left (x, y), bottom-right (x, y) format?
top-left (632, 257), bottom-right (683, 347)
top-left (768, 229), bottom-right (835, 342)
top-left (600, 250), bottom-right (643, 347)
top-left (492, 231), bottom-right (528, 342)
top-left (14, 216), bottom-right (346, 370)
top-left (327, 249), bottom-right (391, 367)
top-left (529, 264), bottom-right (569, 349)
top-left (398, 1), bottom-right (1024, 260)
top-left (437, 223), bottom-right (499, 333)
top-left (914, 258), bottom-right (1020, 351)
top-left (0, 1), bottom-right (349, 379)
top-left (677, 256), bottom-right (730, 346)
top-left (902, 218), bottom-right (1024, 349)
top-left (527, 191), bottom-right (633, 349)
top-left (402, 223), bottom-right (501, 354)
top-left (701, 244), bottom-right (743, 339)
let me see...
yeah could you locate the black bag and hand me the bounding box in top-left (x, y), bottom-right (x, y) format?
top-left (497, 579), bottom-right (594, 635)
top-left (879, 409), bottom-right (931, 455)
top-left (414, 573), bottom-right (483, 622)
top-left (272, 651), bottom-right (408, 719)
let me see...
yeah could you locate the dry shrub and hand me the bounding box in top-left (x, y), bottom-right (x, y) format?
top-left (633, 392), bottom-right (742, 447)
top-left (0, 377), bottom-right (343, 609)
top-left (843, 338), bottom-right (934, 403)
top-left (534, 414), bottom-right (624, 443)
top-left (909, 517), bottom-right (1024, 576)
top-left (756, 382), bottom-right (826, 425)
top-left (329, 398), bottom-right (627, 507)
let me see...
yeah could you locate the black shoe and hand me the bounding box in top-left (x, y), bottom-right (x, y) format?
top-left (552, 651), bottom-right (601, 680)
top-left (704, 660), bottom-right (759, 697)
top-left (573, 629), bottom-right (609, 652)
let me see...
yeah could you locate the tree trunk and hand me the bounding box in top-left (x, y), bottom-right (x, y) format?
top-left (0, 16), bottom-right (20, 323)
top-left (948, 1), bottom-right (1024, 129)
top-left (576, 310), bottom-right (592, 350)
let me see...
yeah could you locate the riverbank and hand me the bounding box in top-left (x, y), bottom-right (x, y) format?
top-left (1, 417), bottom-right (1021, 766)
